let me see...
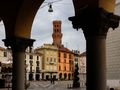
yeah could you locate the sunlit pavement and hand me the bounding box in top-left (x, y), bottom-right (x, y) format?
top-left (0, 81), bottom-right (86, 90)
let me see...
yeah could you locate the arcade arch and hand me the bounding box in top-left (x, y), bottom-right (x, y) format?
top-left (0, 0), bottom-right (120, 90)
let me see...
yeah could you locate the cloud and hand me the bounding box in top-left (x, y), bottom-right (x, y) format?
top-left (0, 0), bottom-right (86, 53)
top-left (0, 21), bottom-right (5, 48)
top-left (32, 0), bottom-right (86, 53)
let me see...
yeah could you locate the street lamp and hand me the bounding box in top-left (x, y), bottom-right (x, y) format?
top-left (48, 3), bottom-right (53, 12)
top-left (40, 0), bottom-right (62, 12)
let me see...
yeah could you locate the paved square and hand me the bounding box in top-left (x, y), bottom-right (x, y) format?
top-left (0, 81), bottom-right (86, 90)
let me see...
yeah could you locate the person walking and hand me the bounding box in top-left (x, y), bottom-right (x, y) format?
top-left (52, 77), bottom-right (55, 84)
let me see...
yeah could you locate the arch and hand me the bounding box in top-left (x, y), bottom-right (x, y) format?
top-left (35, 74), bottom-right (40, 81)
top-left (42, 73), bottom-right (44, 80)
top-left (29, 73), bottom-right (33, 81)
top-left (0, 0), bottom-right (117, 90)
top-left (68, 73), bottom-right (71, 80)
top-left (1, 0), bottom-right (44, 39)
top-left (64, 73), bottom-right (67, 80)
top-left (0, 0), bottom-right (116, 39)
top-left (59, 73), bottom-right (62, 79)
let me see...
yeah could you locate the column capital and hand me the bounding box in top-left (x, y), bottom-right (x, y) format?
top-left (3, 37), bottom-right (35, 52)
top-left (69, 7), bottom-right (120, 39)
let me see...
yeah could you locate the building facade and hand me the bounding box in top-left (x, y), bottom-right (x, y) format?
top-left (79, 52), bottom-right (86, 88)
top-left (0, 47), bottom-right (12, 64)
top-left (25, 47), bottom-right (42, 81)
top-left (0, 47), bottom-right (12, 80)
top-left (58, 47), bottom-right (74, 80)
top-left (52, 20), bottom-right (74, 80)
top-left (106, 3), bottom-right (120, 88)
top-left (0, 47), bottom-right (43, 81)
top-left (73, 50), bottom-right (80, 66)
top-left (35, 44), bottom-right (58, 80)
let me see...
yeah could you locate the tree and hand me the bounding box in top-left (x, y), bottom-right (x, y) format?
top-left (73, 63), bottom-right (80, 88)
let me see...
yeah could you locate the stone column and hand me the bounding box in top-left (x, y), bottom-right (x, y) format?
top-left (33, 73), bottom-right (35, 81)
top-left (3, 37), bottom-right (35, 90)
top-left (69, 7), bottom-right (120, 90)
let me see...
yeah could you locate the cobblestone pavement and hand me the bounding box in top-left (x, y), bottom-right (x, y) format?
top-left (0, 81), bottom-right (86, 90)
top-left (28, 81), bottom-right (86, 90)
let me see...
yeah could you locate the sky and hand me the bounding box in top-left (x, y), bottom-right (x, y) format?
top-left (31, 0), bottom-right (86, 53)
top-left (0, 0), bottom-right (120, 53)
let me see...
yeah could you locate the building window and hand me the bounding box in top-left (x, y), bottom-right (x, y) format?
top-left (59, 59), bottom-right (60, 62)
top-left (29, 55), bottom-right (33, 59)
top-left (55, 29), bottom-right (57, 32)
top-left (64, 59), bottom-right (66, 63)
top-left (50, 58), bottom-right (52, 62)
top-left (54, 58), bottom-right (56, 62)
top-left (75, 58), bottom-right (78, 62)
top-left (37, 56), bottom-right (39, 60)
top-left (36, 67), bottom-right (40, 73)
top-left (64, 66), bottom-right (66, 71)
top-left (59, 53), bottom-right (60, 57)
top-left (3, 52), bottom-right (7, 57)
top-left (64, 53), bottom-right (66, 58)
top-left (57, 29), bottom-right (59, 32)
top-left (36, 61), bottom-right (39, 66)
top-left (71, 61), bottom-right (73, 64)
top-left (69, 60), bottom-right (71, 64)
top-left (47, 57), bottom-right (49, 62)
top-left (59, 66), bottom-right (61, 71)
top-left (69, 54), bottom-right (71, 59)
top-left (29, 60), bottom-right (33, 66)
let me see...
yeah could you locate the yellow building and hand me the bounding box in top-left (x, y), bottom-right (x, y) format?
top-left (0, 47), bottom-right (12, 64)
top-left (0, 47), bottom-right (12, 74)
top-left (35, 44), bottom-right (58, 80)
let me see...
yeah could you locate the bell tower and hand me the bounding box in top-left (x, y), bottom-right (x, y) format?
top-left (52, 20), bottom-right (63, 47)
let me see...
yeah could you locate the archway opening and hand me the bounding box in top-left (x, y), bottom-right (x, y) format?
top-left (30, 0), bottom-right (86, 89)
top-left (0, 20), bottom-right (13, 88)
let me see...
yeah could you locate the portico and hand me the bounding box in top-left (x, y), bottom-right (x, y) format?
top-left (0, 0), bottom-right (120, 90)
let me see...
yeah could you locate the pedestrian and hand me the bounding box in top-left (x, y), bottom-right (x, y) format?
top-left (52, 78), bottom-right (55, 84)
top-left (50, 77), bottom-right (53, 84)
